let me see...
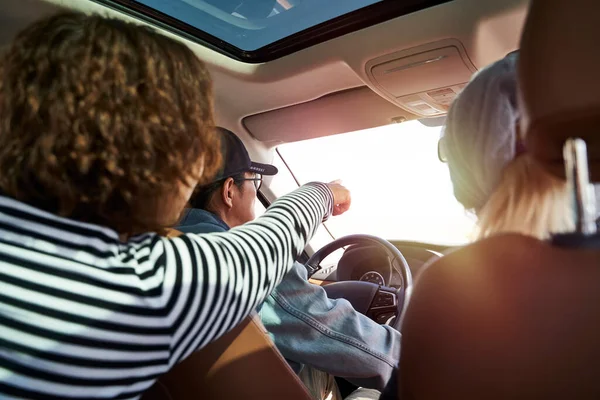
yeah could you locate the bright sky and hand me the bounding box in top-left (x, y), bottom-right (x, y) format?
top-left (277, 120), bottom-right (476, 245)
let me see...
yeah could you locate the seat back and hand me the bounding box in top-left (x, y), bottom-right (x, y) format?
top-left (400, 235), bottom-right (600, 399)
top-left (400, 1), bottom-right (600, 398)
top-left (142, 229), bottom-right (312, 399)
top-left (142, 314), bottom-right (312, 400)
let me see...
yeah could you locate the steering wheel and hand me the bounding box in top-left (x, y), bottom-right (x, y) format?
top-left (305, 234), bottom-right (413, 331)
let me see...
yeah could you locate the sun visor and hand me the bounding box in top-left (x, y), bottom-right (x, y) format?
top-left (243, 87), bottom-right (416, 143)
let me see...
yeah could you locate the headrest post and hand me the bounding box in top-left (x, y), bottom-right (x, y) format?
top-left (563, 138), bottom-right (597, 235)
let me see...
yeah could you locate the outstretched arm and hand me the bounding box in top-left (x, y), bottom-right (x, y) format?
top-left (127, 182), bottom-right (347, 365)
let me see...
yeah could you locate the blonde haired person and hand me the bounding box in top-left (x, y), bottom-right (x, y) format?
top-left (439, 52), bottom-right (572, 239)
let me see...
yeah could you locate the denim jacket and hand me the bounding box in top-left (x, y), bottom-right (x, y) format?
top-left (177, 208), bottom-right (401, 391)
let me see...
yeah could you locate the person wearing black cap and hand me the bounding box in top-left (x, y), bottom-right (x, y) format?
top-left (178, 127), bottom-right (278, 233)
top-left (177, 128), bottom-right (400, 400)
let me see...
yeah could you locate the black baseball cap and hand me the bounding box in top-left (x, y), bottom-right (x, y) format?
top-left (212, 127), bottom-right (278, 181)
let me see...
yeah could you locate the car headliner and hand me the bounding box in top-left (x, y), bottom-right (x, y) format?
top-left (0, 0), bottom-right (528, 170)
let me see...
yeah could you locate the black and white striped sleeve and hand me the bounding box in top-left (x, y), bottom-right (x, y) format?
top-left (139, 182), bottom-right (333, 365)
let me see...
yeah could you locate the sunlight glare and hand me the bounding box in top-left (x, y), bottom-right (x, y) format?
top-left (277, 121), bottom-right (476, 245)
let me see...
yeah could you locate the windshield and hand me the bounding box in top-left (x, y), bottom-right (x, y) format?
top-left (277, 120), bottom-right (476, 245)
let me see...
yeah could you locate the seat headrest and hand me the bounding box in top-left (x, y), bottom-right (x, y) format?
top-left (519, 0), bottom-right (600, 181)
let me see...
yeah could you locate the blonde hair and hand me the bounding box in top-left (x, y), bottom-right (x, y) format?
top-left (475, 155), bottom-right (573, 239)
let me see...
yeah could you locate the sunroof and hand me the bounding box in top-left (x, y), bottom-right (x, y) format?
top-left (136, 0), bottom-right (382, 51)
top-left (105, 0), bottom-right (451, 62)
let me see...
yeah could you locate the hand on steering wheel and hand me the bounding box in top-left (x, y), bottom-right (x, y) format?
top-left (305, 234), bottom-right (413, 331)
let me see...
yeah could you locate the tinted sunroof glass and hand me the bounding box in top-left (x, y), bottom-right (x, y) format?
top-left (136, 0), bottom-right (383, 51)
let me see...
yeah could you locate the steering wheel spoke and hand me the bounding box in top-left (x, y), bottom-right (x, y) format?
top-left (368, 287), bottom-right (399, 325)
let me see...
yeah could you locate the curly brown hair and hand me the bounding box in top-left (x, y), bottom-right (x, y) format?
top-left (0, 12), bottom-right (221, 235)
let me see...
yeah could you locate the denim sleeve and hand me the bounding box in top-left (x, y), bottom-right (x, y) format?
top-left (258, 263), bottom-right (401, 391)
top-left (177, 223), bottom-right (227, 234)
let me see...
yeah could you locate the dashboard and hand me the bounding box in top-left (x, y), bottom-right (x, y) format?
top-left (359, 271), bottom-right (386, 286)
top-left (326, 243), bottom-right (444, 288)
top-left (313, 242), bottom-right (447, 327)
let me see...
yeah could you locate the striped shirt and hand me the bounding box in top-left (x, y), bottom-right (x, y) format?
top-left (0, 183), bottom-right (333, 400)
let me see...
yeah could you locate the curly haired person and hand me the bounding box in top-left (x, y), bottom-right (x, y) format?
top-left (0, 12), bottom-right (350, 399)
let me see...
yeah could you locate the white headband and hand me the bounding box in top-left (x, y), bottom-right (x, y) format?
top-left (441, 52), bottom-right (520, 211)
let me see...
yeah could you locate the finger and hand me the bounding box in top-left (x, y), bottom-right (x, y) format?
top-left (338, 201), bottom-right (351, 214)
top-left (329, 179), bottom-right (342, 185)
top-left (333, 200), bottom-right (351, 215)
top-left (333, 207), bottom-right (348, 216)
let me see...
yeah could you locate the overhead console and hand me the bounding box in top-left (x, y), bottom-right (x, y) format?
top-left (365, 39), bottom-right (477, 117)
